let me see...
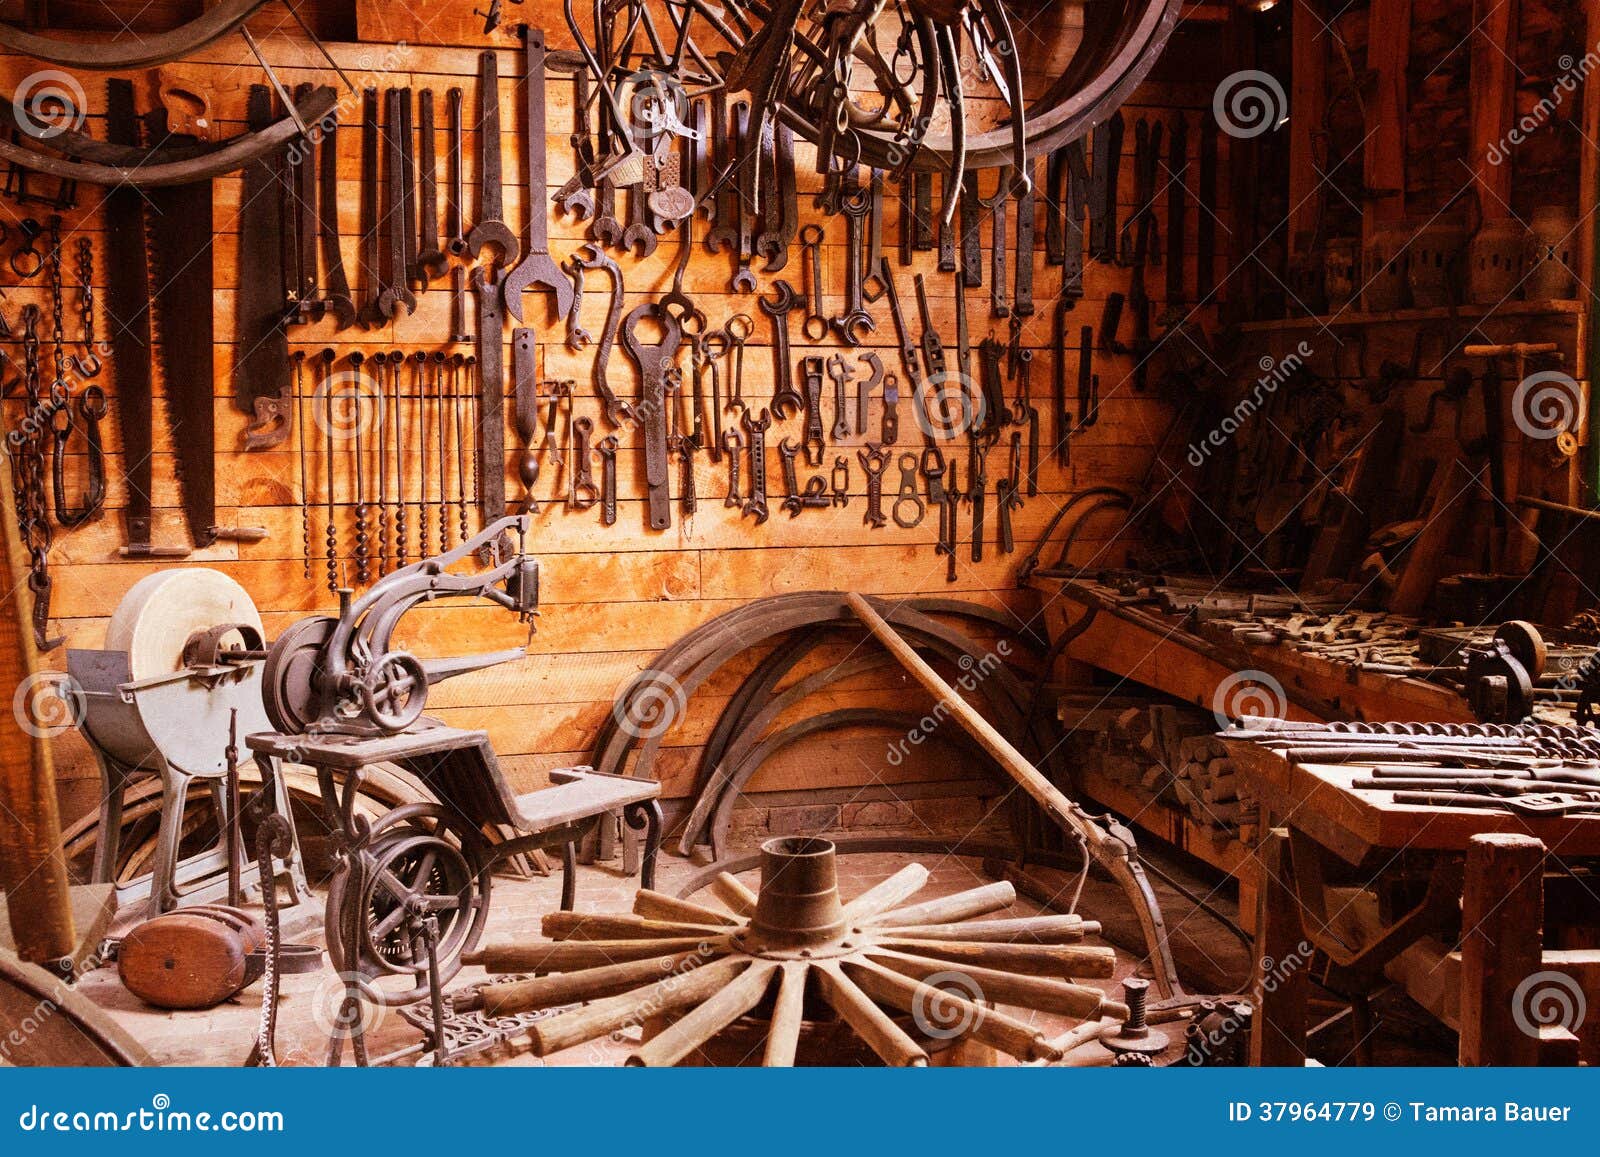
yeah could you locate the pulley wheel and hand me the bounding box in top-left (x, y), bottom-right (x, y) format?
top-left (261, 615), bottom-right (337, 735)
top-left (1495, 620), bottom-right (1548, 681)
top-left (360, 651), bottom-right (428, 734)
top-left (325, 806), bottom-right (491, 1006)
top-left (106, 568), bottom-right (263, 680)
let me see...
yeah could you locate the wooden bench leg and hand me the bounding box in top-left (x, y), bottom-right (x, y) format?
top-left (560, 841), bottom-right (578, 912)
top-left (1251, 827), bottom-right (1309, 1066)
top-left (1460, 832), bottom-right (1544, 1066)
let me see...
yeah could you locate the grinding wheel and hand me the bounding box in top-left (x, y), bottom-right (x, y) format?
top-left (106, 569), bottom-right (264, 681)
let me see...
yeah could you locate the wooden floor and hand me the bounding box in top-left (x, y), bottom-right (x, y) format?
top-left (76, 844), bottom-right (1189, 1067)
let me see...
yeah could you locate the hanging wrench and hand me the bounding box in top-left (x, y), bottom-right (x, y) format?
top-left (465, 51), bottom-right (520, 265)
top-left (741, 407), bottom-right (770, 524)
top-left (503, 28), bottom-right (574, 322)
top-left (858, 442), bottom-right (889, 528)
top-left (761, 279), bottom-right (806, 418)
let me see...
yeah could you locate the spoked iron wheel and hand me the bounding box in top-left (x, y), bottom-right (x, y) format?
top-left (325, 806), bottom-right (491, 1006)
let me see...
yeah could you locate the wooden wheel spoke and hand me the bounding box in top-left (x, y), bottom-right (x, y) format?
top-left (527, 957), bottom-right (750, 1056)
top-left (632, 889), bottom-right (741, 926)
top-left (763, 961), bottom-right (808, 1067)
top-left (543, 911), bottom-right (734, 941)
top-left (813, 961), bottom-right (928, 1067)
top-left (866, 881), bottom-right (1016, 928)
top-left (840, 864), bottom-right (930, 922)
top-left (466, 935), bottom-right (731, 973)
top-left (842, 957), bottom-right (1063, 1063)
top-left (874, 935), bottom-right (1116, 978)
top-left (629, 961), bottom-right (779, 1067)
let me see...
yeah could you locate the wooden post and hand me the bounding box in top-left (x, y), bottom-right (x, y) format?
top-left (1250, 828), bottom-right (1309, 1066)
top-left (1468, 0), bottom-right (1518, 215)
top-left (1287, 0), bottom-right (1327, 257)
top-left (1583, 0), bottom-right (1600, 502)
top-left (1459, 832), bottom-right (1544, 1066)
top-left (0, 459), bottom-right (74, 964)
top-left (1363, 0), bottom-right (1411, 247)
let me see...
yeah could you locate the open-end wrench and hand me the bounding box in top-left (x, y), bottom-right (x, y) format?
top-left (741, 407), bottom-right (770, 524)
top-left (415, 90), bottom-right (448, 283)
top-left (705, 91), bottom-right (738, 255)
top-left (760, 278), bottom-right (805, 418)
top-left (397, 88), bottom-right (419, 290)
top-left (859, 443), bottom-right (889, 528)
top-left (755, 122), bottom-right (796, 272)
top-left (444, 86), bottom-right (469, 257)
top-left (376, 89), bottom-right (416, 319)
top-left (831, 179), bottom-right (875, 344)
top-left (730, 100), bottom-right (757, 292)
top-left (778, 437), bottom-right (804, 516)
top-left (959, 171), bottom-right (981, 287)
top-left (856, 350), bottom-right (883, 436)
top-left (722, 312), bottom-right (753, 412)
top-left (557, 69), bottom-right (597, 220)
top-left (723, 426), bottom-right (744, 506)
top-left (570, 415), bottom-right (599, 508)
top-left (831, 457), bottom-right (850, 507)
top-left (466, 51), bottom-right (521, 265)
top-left (800, 224), bottom-right (827, 341)
top-left (827, 354), bottom-right (852, 441)
top-left (597, 434), bottom-right (618, 525)
top-left (800, 354), bottom-right (826, 467)
top-left (563, 255), bottom-right (589, 349)
top-left (503, 29), bottom-right (573, 323)
top-left (937, 170), bottom-right (958, 273)
top-left (619, 302), bottom-right (679, 530)
top-left (315, 110), bottom-right (356, 329)
top-left (862, 168), bottom-right (887, 302)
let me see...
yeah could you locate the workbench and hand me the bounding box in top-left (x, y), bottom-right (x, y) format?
top-left (1223, 740), bottom-right (1600, 1066)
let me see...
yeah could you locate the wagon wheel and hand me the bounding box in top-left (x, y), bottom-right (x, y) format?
top-left (580, 0), bottom-right (1179, 175)
top-left (325, 806), bottom-right (492, 1006)
top-left (0, 950), bottom-right (150, 1066)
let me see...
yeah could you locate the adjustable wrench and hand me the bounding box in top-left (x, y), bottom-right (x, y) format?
top-left (503, 28), bottom-right (573, 322)
top-left (466, 50), bottom-right (520, 265)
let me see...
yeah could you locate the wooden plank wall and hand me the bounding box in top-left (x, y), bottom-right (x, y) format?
top-left (0, 1), bottom-right (1226, 832)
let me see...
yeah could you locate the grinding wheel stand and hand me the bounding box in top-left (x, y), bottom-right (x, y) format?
top-left (67, 570), bottom-right (308, 918)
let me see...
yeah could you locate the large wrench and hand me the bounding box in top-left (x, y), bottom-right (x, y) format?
top-left (465, 50), bottom-right (520, 265)
top-left (619, 302), bottom-right (680, 531)
top-left (741, 407), bottom-right (770, 524)
top-left (831, 179), bottom-right (875, 344)
top-left (503, 28), bottom-right (573, 322)
top-left (576, 243), bottom-right (629, 425)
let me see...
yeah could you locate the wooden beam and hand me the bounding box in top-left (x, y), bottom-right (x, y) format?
top-left (1468, 0), bottom-right (1518, 214)
top-left (1363, 0), bottom-right (1410, 245)
top-left (1459, 832), bottom-right (1544, 1066)
top-left (1287, 0), bottom-right (1327, 255)
top-left (0, 460), bottom-right (74, 964)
